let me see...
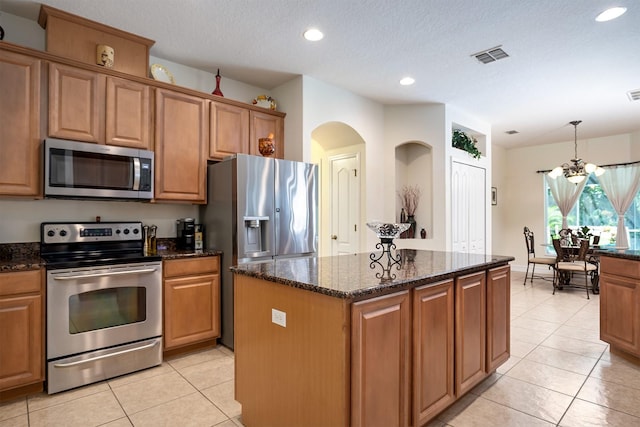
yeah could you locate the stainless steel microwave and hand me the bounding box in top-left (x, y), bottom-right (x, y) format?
top-left (44, 138), bottom-right (154, 200)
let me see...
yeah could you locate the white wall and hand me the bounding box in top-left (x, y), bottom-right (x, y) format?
top-left (0, 199), bottom-right (198, 243)
top-left (496, 131), bottom-right (640, 271)
top-left (301, 76), bottom-right (385, 251)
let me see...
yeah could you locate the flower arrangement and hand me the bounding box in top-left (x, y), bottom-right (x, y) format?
top-left (398, 185), bottom-right (421, 216)
top-left (452, 129), bottom-right (481, 159)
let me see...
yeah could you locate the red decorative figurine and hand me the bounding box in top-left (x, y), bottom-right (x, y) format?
top-left (212, 68), bottom-right (224, 97)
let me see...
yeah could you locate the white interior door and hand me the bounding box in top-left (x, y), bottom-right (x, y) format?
top-left (452, 161), bottom-right (486, 254)
top-left (330, 153), bottom-right (360, 256)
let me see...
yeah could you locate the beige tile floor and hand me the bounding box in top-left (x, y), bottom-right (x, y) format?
top-left (1, 270), bottom-right (640, 426)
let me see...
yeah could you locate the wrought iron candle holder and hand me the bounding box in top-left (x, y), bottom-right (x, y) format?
top-left (367, 222), bottom-right (411, 282)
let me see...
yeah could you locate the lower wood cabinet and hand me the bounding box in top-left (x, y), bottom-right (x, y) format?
top-left (455, 271), bottom-right (487, 396)
top-left (600, 256), bottom-right (640, 358)
top-left (163, 256), bottom-right (220, 351)
top-left (351, 291), bottom-right (410, 427)
top-left (413, 280), bottom-right (455, 426)
top-left (0, 269), bottom-right (44, 396)
top-left (487, 265), bottom-right (511, 372)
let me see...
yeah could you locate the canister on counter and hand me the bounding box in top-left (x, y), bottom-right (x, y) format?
top-left (194, 224), bottom-right (204, 251)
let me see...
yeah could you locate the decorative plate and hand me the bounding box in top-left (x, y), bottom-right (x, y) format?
top-left (150, 63), bottom-right (175, 84)
top-left (252, 94), bottom-right (277, 110)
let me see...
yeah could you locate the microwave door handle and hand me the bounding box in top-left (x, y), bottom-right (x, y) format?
top-left (132, 157), bottom-right (141, 190)
top-left (52, 267), bottom-right (158, 280)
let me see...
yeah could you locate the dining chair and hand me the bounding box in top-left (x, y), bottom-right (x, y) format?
top-left (553, 238), bottom-right (597, 299)
top-left (523, 227), bottom-right (556, 285)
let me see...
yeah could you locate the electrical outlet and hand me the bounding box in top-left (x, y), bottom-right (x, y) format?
top-left (271, 308), bottom-right (286, 327)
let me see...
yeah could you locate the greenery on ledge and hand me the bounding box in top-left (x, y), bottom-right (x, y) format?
top-left (452, 129), bottom-right (481, 159)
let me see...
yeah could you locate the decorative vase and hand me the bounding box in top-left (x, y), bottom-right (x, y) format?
top-left (258, 137), bottom-right (275, 157)
top-left (420, 228), bottom-right (426, 239)
top-left (212, 68), bottom-right (224, 96)
top-left (407, 215), bottom-right (416, 238)
top-left (400, 208), bottom-right (406, 223)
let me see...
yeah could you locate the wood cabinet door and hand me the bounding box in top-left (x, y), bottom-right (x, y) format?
top-left (49, 63), bottom-right (104, 143)
top-left (486, 265), bottom-right (510, 372)
top-left (413, 280), bottom-right (455, 426)
top-left (600, 271), bottom-right (640, 355)
top-left (105, 76), bottom-right (151, 149)
top-left (0, 269), bottom-right (44, 392)
top-left (455, 271), bottom-right (486, 396)
top-left (352, 291), bottom-right (410, 427)
top-left (154, 88), bottom-right (207, 202)
top-left (249, 110), bottom-right (284, 158)
top-left (0, 50), bottom-right (43, 197)
top-left (209, 101), bottom-right (249, 160)
top-left (163, 273), bottom-right (220, 350)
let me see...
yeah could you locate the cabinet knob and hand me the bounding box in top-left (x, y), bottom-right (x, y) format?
top-left (331, 235), bottom-right (338, 240)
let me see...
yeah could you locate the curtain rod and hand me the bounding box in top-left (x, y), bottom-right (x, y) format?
top-left (536, 159), bottom-right (640, 174)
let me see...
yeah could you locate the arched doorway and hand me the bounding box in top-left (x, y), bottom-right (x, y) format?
top-left (311, 122), bottom-right (366, 256)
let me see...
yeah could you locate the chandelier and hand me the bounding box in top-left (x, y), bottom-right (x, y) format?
top-left (548, 120), bottom-right (605, 184)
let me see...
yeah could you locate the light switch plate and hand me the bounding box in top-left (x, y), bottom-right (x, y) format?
top-left (271, 308), bottom-right (286, 327)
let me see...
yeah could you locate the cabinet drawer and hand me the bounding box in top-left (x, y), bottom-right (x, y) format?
top-left (0, 269), bottom-right (43, 297)
top-left (601, 256), bottom-right (640, 279)
top-left (164, 256), bottom-right (219, 277)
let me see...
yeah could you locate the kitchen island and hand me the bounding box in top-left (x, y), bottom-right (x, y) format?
top-left (231, 250), bottom-right (514, 427)
top-left (597, 249), bottom-right (640, 365)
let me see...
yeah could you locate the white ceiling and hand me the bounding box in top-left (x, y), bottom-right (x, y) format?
top-left (2, 0), bottom-right (639, 149)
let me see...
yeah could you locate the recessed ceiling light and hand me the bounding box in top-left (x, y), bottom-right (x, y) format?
top-left (303, 28), bottom-right (324, 41)
top-left (399, 77), bottom-right (415, 86)
top-left (596, 7), bottom-right (627, 22)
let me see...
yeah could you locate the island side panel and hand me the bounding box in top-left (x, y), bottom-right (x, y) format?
top-left (234, 274), bottom-right (350, 427)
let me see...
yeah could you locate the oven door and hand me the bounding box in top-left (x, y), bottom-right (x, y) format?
top-left (47, 261), bottom-right (162, 360)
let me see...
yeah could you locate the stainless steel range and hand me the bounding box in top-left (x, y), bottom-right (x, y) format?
top-left (41, 221), bottom-right (163, 394)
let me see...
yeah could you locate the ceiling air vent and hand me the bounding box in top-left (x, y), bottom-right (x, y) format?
top-left (505, 130), bottom-right (519, 135)
top-left (472, 46), bottom-right (509, 64)
top-left (628, 89), bottom-right (640, 101)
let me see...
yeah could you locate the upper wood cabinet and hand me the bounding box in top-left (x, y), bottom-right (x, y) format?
top-left (209, 103), bottom-right (285, 161)
top-left (154, 88), bottom-right (208, 203)
top-left (48, 62), bottom-right (151, 149)
top-left (209, 101), bottom-right (249, 160)
top-left (0, 50), bottom-right (43, 198)
top-left (49, 63), bottom-right (103, 142)
top-left (105, 76), bottom-right (152, 149)
top-left (250, 110), bottom-right (284, 158)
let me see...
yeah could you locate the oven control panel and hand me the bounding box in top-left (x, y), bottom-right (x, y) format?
top-left (42, 222), bottom-right (143, 244)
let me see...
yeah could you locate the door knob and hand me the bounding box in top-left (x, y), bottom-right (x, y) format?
top-left (331, 235), bottom-right (337, 240)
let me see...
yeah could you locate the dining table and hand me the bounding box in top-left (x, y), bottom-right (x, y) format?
top-left (541, 241), bottom-right (601, 294)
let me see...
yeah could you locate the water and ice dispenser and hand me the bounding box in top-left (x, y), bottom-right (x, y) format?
top-left (243, 216), bottom-right (270, 256)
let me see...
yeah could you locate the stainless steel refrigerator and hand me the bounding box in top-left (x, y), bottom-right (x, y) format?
top-left (200, 154), bottom-right (318, 348)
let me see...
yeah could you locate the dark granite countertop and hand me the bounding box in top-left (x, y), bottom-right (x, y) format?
top-left (231, 250), bottom-right (514, 300)
top-left (0, 241), bottom-right (222, 272)
top-left (593, 248), bottom-right (640, 261)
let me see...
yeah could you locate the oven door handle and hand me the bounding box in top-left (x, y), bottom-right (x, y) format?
top-left (52, 267), bottom-right (158, 280)
top-left (53, 340), bottom-right (160, 368)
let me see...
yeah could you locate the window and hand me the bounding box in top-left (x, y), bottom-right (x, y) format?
top-left (545, 174), bottom-right (640, 249)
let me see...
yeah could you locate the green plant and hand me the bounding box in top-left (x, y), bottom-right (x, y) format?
top-left (576, 225), bottom-right (593, 239)
top-left (452, 129), bottom-right (481, 159)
